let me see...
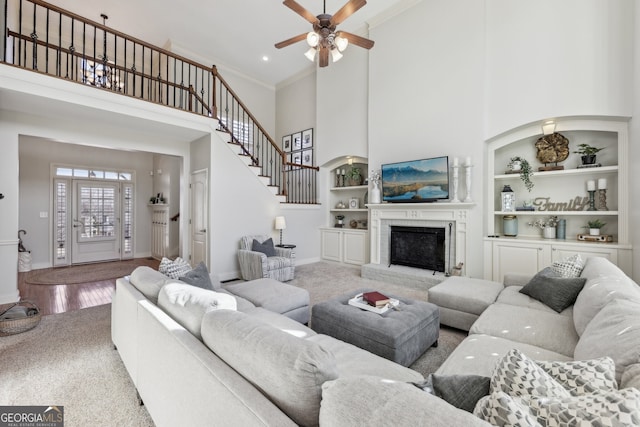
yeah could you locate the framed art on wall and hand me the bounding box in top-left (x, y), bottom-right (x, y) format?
top-left (302, 149), bottom-right (313, 166)
top-left (302, 128), bottom-right (313, 149)
top-left (282, 134), bottom-right (292, 152)
top-left (293, 132), bottom-right (302, 151)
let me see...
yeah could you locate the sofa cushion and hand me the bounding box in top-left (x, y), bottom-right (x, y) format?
top-left (496, 286), bottom-right (573, 317)
top-left (158, 256), bottom-right (192, 279)
top-left (243, 307), bottom-right (316, 339)
top-left (319, 376), bottom-right (492, 427)
top-left (621, 360), bottom-right (640, 390)
top-left (178, 262), bottom-right (214, 290)
top-left (157, 282), bottom-right (237, 340)
top-left (201, 309), bottom-right (337, 427)
top-left (573, 257), bottom-right (640, 336)
top-left (519, 267), bottom-right (586, 313)
top-left (551, 253), bottom-right (584, 278)
top-left (469, 303), bottom-right (578, 357)
top-left (428, 276), bottom-right (504, 316)
top-left (306, 334), bottom-right (423, 383)
top-left (129, 266), bottom-right (171, 304)
top-left (574, 298), bottom-right (640, 382)
top-left (252, 237), bottom-right (276, 257)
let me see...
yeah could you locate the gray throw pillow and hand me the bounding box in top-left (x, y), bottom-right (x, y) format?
top-left (413, 374), bottom-right (490, 413)
top-left (179, 262), bottom-right (214, 290)
top-left (520, 267), bottom-right (586, 313)
top-left (252, 237), bottom-right (276, 257)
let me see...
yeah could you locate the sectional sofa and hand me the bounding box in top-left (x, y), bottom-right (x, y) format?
top-left (111, 256), bottom-right (640, 426)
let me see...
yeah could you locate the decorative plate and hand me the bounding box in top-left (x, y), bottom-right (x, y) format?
top-left (535, 133), bottom-right (569, 164)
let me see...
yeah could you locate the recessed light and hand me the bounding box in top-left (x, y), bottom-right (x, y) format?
top-left (262, 55), bottom-right (269, 62)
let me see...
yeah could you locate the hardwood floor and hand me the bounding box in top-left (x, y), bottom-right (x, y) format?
top-left (18, 258), bottom-right (160, 316)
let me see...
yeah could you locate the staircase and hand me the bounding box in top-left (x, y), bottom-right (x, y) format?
top-left (1, 0), bottom-right (318, 204)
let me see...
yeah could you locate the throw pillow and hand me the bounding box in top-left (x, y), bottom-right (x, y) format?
top-left (179, 262), bottom-right (214, 290)
top-left (551, 253), bottom-right (584, 278)
top-left (252, 237), bottom-right (276, 257)
top-left (519, 267), bottom-right (587, 313)
top-left (473, 392), bottom-right (540, 427)
top-left (159, 257), bottom-right (193, 279)
top-left (534, 357), bottom-right (617, 395)
top-left (413, 374), bottom-right (490, 413)
top-left (574, 298), bottom-right (640, 382)
top-left (490, 348), bottom-right (570, 399)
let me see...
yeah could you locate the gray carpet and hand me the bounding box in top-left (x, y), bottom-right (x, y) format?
top-left (0, 261), bottom-right (466, 426)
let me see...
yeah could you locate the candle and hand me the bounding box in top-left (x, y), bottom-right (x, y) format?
top-left (341, 169), bottom-right (345, 175)
top-left (598, 178), bottom-right (607, 190)
top-left (465, 156), bottom-right (472, 166)
top-left (587, 180), bottom-right (596, 191)
top-left (453, 157), bottom-right (459, 166)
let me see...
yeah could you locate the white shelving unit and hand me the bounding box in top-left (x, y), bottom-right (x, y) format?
top-left (483, 117), bottom-right (632, 281)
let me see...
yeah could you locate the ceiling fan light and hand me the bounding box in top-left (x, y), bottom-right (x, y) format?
top-left (304, 47), bottom-right (317, 62)
top-left (335, 35), bottom-right (348, 52)
top-left (331, 48), bottom-right (343, 63)
top-left (306, 31), bottom-right (319, 48)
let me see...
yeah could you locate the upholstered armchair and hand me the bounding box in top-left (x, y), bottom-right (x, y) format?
top-left (238, 235), bottom-right (295, 282)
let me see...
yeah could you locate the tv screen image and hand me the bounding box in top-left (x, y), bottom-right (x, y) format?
top-left (381, 156), bottom-right (449, 203)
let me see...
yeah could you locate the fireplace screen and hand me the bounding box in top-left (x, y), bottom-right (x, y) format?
top-left (389, 226), bottom-right (445, 272)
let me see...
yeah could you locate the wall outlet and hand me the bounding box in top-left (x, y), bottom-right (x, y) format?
top-left (39, 211), bottom-right (48, 218)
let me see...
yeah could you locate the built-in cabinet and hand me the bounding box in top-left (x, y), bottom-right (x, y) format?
top-left (321, 160), bottom-right (370, 265)
top-left (483, 117), bottom-right (632, 281)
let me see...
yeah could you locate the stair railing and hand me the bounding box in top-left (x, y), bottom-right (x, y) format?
top-left (1, 0), bottom-right (318, 204)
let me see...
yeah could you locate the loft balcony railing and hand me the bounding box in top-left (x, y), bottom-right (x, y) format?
top-left (1, 0), bottom-right (318, 204)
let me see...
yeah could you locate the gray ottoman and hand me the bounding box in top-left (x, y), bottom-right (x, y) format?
top-left (428, 276), bottom-right (504, 331)
top-left (225, 278), bottom-right (310, 324)
top-left (311, 288), bottom-right (439, 367)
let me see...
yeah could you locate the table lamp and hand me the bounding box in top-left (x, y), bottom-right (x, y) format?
top-left (274, 216), bottom-right (286, 246)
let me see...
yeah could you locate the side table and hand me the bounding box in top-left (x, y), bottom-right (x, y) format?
top-left (275, 244), bottom-right (296, 249)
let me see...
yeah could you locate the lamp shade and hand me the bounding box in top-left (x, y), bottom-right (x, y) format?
top-left (275, 216), bottom-right (286, 230)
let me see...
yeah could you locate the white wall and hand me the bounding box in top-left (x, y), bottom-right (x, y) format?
top-left (153, 154), bottom-right (182, 257)
top-left (485, 0), bottom-right (634, 138)
top-left (276, 72), bottom-right (316, 148)
top-left (630, 2), bottom-right (640, 281)
top-left (19, 138), bottom-right (155, 268)
top-left (368, 0), bottom-right (486, 277)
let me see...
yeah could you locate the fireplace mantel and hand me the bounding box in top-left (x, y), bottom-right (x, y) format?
top-left (367, 202), bottom-right (475, 275)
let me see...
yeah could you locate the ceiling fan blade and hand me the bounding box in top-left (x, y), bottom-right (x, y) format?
top-left (319, 47), bottom-right (329, 67)
top-left (283, 0), bottom-right (318, 24)
top-left (337, 31), bottom-right (375, 49)
top-left (330, 0), bottom-right (367, 26)
top-left (275, 33), bottom-right (308, 49)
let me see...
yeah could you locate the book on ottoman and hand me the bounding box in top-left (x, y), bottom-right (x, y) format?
top-left (348, 293), bottom-right (399, 314)
top-left (363, 291), bottom-right (391, 308)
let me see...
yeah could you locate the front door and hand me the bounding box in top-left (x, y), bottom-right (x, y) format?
top-left (71, 180), bottom-right (121, 263)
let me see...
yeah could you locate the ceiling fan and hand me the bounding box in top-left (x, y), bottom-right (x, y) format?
top-left (275, 0), bottom-right (375, 67)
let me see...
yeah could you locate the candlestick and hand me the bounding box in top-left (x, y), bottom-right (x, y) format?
top-left (598, 189), bottom-right (609, 211)
top-left (587, 180), bottom-right (596, 191)
top-left (463, 164), bottom-right (473, 202)
top-left (465, 156), bottom-right (472, 167)
top-left (587, 190), bottom-right (597, 211)
top-left (453, 157), bottom-right (459, 167)
top-left (598, 178), bottom-right (607, 190)
top-left (450, 165), bottom-right (460, 203)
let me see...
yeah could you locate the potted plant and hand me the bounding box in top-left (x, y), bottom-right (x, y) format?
top-left (508, 157), bottom-right (534, 192)
top-left (583, 219), bottom-right (606, 236)
top-left (528, 215), bottom-right (559, 239)
top-left (346, 166), bottom-right (363, 186)
top-left (573, 143), bottom-right (604, 165)
top-left (335, 214), bottom-right (345, 228)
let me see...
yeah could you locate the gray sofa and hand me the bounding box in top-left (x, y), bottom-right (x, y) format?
top-left (112, 257), bottom-right (640, 426)
top-left (112, 267), bottom-right (490, 427)
top-left (323, 256), bottom-right (640, 425)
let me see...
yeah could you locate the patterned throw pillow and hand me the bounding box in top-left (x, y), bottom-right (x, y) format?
top-left (159, 257), bottom-right (193, 279)
top-left (551, 254), bottom-right (585, 278)
top-left (535, 357), bottom-right (617, 396)
top-left (473, 392), bottom-right (540, 427)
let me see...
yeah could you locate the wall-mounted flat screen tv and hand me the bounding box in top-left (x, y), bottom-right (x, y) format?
top-left (381, 156), bottom-right (449, 203)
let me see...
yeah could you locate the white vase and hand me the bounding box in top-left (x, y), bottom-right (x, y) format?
top-left (589, 228), bottom-right (600, 236)
top-left (370, 181), bottom-right (381, 204)
top-left (543, 226), bottom-right (556, 239)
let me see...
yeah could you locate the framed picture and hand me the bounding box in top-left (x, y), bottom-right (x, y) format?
top-left (282, 134), bottom-right (292, 152)
top-left (302, 128), bottom-right (313, 149)
top-left (292, 132), bottom-right (302, 151)
top-left (289, 152), bottom-right (302, 169)
top-left (302, 149), bottom-right (313, 166)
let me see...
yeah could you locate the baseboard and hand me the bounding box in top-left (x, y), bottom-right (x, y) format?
top-left (0, 289), bottom-right (21, 305)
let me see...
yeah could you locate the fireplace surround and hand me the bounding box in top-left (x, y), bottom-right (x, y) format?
top-left (362, 203), bottom-right (474, 288)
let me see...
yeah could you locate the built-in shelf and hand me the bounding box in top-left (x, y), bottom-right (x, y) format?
top-left (330, 185), bottom-right (368, 191)
top-left (494, 210), bottom-right (619, 216)
top-left (495, 165), bottom-right (618, 180)
top-left (331, 208), bottom-right (368, 212)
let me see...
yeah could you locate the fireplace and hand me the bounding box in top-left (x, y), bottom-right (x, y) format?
top-left (389, 226), bottom-right (445, 272)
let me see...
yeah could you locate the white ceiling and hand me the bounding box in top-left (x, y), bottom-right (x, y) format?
top-left (48, 0), bottom-right (409, 87)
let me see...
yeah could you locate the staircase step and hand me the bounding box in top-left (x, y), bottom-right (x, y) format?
top-left (267, 185), bottom-right (280, 195)
top-left (275, 195), bottom-right (287, 203)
